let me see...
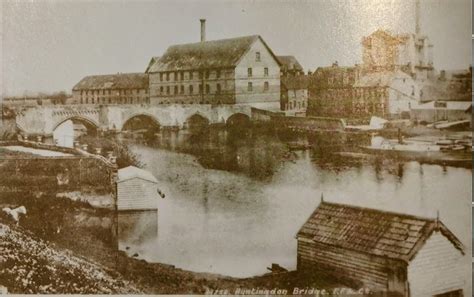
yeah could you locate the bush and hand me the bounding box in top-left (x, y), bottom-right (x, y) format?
top-left (78, 136), bottom-right (144, 169)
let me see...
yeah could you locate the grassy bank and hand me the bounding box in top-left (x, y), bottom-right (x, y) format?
top-left (0, 222), bottom-right (138, 294)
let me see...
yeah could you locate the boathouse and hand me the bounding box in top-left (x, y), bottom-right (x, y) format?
top-left (117, 166), bottom-right (162, 211)
top-left (296, 201), bottom-right (466, 297)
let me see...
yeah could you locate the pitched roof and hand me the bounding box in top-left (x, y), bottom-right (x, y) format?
top-left (297, 201), bottom-right (464, 262)
top-left (118, 166), bottom-right (158, 183)
top-left (277, 56), bottom-right (304, 72)
top-left (148, 35), bottom-right (280, 72)
top-left (72, 73), bottom-right (148, 91)
top-left (145, 56), bottom-right (160, 73)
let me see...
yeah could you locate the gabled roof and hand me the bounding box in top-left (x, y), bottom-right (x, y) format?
top-left (277, 56), bottom-right (304, 73)
top-left (148, 35), bottom-right (280, 72)
top-left (118, 166), bottom-right (158, 183)
top-left (73, 73), bottom-right (148, 91)
top-left (297, 201), bottom-right (464, 262)
top-left (145, 56), bottom-right (160, 73)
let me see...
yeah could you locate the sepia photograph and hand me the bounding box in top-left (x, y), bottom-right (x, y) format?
top-left (0, 0), bottom-right (472, 296)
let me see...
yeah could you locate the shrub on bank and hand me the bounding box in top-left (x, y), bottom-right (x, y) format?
top-left (78, 136), bottom-right (144, 169)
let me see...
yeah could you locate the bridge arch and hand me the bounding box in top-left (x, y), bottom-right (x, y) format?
top-left (52, 116), bottom-right (100, 147)
top-left (121, 113), bottom-right (161, 132)
top-left (53, 116), bottom-right (100, 134)
top-left (226, 113), bottom-right (251, 127)
top-left (185, 113), bottom-right (210, 131)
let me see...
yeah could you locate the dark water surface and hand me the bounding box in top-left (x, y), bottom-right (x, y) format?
top-left (121, 128), bottom-right (471, 278)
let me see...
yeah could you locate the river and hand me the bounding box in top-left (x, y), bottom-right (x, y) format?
top-left (118, 127), bottom-right (471, 278)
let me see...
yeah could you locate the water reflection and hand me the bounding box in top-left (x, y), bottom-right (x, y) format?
top-left (121, 127), bottom-right (471, 278)
top-left (117, 210), bottom-right (158, 258)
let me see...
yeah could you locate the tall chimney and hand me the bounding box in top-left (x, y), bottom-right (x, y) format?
top-left (415, 0), bottom-right (420, 35)
top-left (200, 19), bottom-right (206, 42)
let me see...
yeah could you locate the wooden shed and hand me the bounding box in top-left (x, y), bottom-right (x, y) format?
top-left (117, 166), bottom-right (161, 211)
top-left (296, 201), bottom-right (465, 297)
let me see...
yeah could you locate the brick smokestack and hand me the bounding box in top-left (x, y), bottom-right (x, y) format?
top-left (200, 19), bottom-right (206, 42)
top-left (415, 0), bottom-right (420, 34)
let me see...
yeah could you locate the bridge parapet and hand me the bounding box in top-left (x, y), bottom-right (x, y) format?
top-left (15, 104), bottom-right (255, 135)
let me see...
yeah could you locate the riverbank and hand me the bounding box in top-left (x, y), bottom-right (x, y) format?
top-left (0, 222), bottom-right (138, 294)
top-left (0, 216), bottom-right (356, 294)
top-left (0, 190), bottom-right (357, 294)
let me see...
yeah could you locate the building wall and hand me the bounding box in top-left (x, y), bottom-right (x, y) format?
top-left (149, 68), bottom-right (236, 105)
top-left (0, 148), bottom-right (115, 193)
top-left (284, 89), bottom-right (307, 112)
top-left (386, 75), bottom-right (420, 116)
top-left (407, 231), bottom-right (466, 297)
top-left (410, 109), bottom-right (471, 123)
top-left (234, 39), bottom-right (280, 106)
top-left (117, 178), bottom-right (159, 210)
top-left (297, 237), bottom-right (394, 291)
top-left (72, 88), bottom-right (149, 105)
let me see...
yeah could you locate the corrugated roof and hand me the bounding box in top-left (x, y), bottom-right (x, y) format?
top-left (148, 35), bottom-right (280, 72)
top-left (72, 73), bottom-right (148, 91)
top-left (277, 56), bottom-right (304, 72)
top-left (118, 166), bottom-right (158, 183)
top-left (297, 201), bottom-right (464, 262)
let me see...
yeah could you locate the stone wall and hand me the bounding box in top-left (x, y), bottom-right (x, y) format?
top-left (0, 141), bottom-right (116, 193)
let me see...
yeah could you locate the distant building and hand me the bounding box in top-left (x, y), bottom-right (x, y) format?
top-left (147, 20), bottom-right (281, 109)
top-left (307, 63), bottom-right (360, 118)
top-left (410, 101), bottom-right (472, 125)
top-left (117, 166), bottom-right (161, 211)
top-left (72, 73), bottom-right (149, 105)
top-left (362, 29), bottom-right (435, 82)
top-left (297, 201), bottom-right (466, 297)
top-left (420, 68), bottom-right (473, 103)
top-left (308, 61), bottom-right (421, 119)
top-left (277, 55), bottom-right (304, 77)
top-left (277, 55), bottom-right (307, 115)
top-left (280, 75), bottom-right (309, 115)
top-left (3, 93), bottom-right (72, 107)
top-left (353, 70), bottom-right (420, 118)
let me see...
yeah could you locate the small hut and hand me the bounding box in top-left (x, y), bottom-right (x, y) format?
top-left (296, 201), bottom-right (465, 297)
top-left (117, 166), bottom-right (161, 211)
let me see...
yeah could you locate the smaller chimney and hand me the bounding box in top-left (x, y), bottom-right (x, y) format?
top-left (200, 19), bottom-right (206, 42)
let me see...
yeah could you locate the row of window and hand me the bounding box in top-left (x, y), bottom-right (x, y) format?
top-left (285, 100), bottom-right (306, 110)
top-left (80, 89), bottom-right (148, 96)
top-left (160, 70), bottom-right (221, 81)
top-left (158, 67), bottom-right (270, 82)
top-left (79, 97), bottom-right (150, 104)
top-left (158, 81), bottom-right (270, 95)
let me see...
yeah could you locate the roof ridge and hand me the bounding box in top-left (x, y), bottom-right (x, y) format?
top-left (83, 72), bottom-right (147, 77)
top-left (320, 201), bottom-right (435, 222)
top-left (167, 34), bottom-right (259, 48)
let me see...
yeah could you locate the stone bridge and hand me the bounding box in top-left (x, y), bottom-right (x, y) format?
top-left (15, 104), bottom-right (255, 136)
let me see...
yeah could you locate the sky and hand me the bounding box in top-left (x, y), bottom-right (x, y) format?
top-left (1, 0), bottom-right (471, 96)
